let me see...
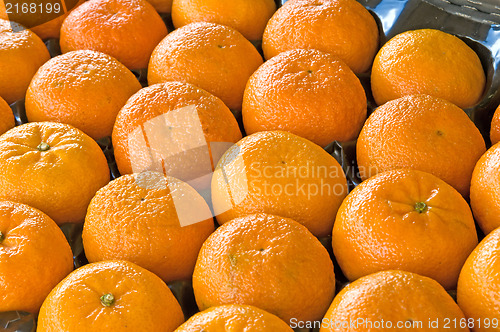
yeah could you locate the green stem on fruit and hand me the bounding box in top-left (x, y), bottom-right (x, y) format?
top-left (37, 142), bottom-right (50, 152)
top-left (414, 202), bottom-right (428, 214)
top-left (0, 231), bottom-right (4, 243)
top-left (100, 293), bottom-right (115, 307)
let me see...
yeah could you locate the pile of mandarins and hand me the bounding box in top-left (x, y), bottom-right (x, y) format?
top-left (1, 0), bottom-right (499, 331)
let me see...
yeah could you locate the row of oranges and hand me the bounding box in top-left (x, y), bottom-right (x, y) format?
top-left (1, 0), bottom-right (500, 331)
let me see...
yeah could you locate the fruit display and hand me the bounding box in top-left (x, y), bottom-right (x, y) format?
top-left (1, 0), bottom-right (500, 331)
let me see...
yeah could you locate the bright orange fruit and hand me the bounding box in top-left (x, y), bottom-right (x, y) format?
top-left (83, 172), bottom-right (215, 282)
top-left (371, 29), bottom-right (485, 108)
top-left (470, 142), bottom-right (500, 235)
top-left (332, 168), bottom-right (478, 290)
top-left (26, 50), bottom-right (141, 140)
top-left (0, 200), bottom-right (73, 314)
top-left (112, 81), bottom-right (242, 180)
top-left (321, 270), bottom-right (469, 332)
top-left (0, 19), bottom-right (50, 104)
top-left (0, 122), bottom-right (110, 224)
top-left (0, 95), bottom-right (14, 135)
top-left (262, 0), bottom-right (379, 74)
top-left (243, 49), bottom-right (367, 147)
top-left (171, 0), bottom-right (276, 41)
top-left (37, 260), bottom-right (185, 331)
top-left (211, 130), bottom-right (348, 237)
top-left (60, 0), bottom-right (168, 69)
top-left (357, 94), bottom-right (486, 196)
top-left (148, 22), bottom-right (263, 111)
top-left (174, 304), bottom-right (293, 332)
top-left (458, 227), bottom-right (500, 332)
top-left (490, 104), bottom-right (500, 145)
top-left (193, 213), bottom-right (336, 324)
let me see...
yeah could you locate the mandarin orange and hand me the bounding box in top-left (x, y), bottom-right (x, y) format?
top-left (0, 200), bottom-right (73, 314)
top-left (0, 95), bottom-right (14, 135)
top-left (262, 0), bottom-right (379, 74)
top-left (211, 130), bottom-right (348, 237)
top-left (60, 0), bottom-right (168, 69)
top-left (371, 29), bottom-right (485, 108)
top-left (37, 260), bottom-right (185, 331)
top-left (332, 168), bottom-right (478, 290)
top-left (174, 304), bottom-right (293, 332)
top-left (193, 213), bottom-right (336, 324)
top-left (171, 0), bottom-right (276, 41)
top-left (26, 50), bottom-right (141, 140)
top-left (148, 22), bottom-right (263, 111)
top-left (490, 104), bottom-right (500, 145)
top-left (470, 142), bottom-right (500, 234)
top-left (458, 227), bottom-right (500, 332)
top-left (243, 49), bottom-right (367, 147)
top-left (321, 270), bottom-right (468, 332)
top-left (112, 81), bottom-right (242, 184)
top-left (0, 122), bottom-right (110, 224)
top-left (83, 172), bottom-right (215, 282)
top-left (0, 19), bottom-right (50, 104)
top-left (357, 94), bottom-right (485, 196)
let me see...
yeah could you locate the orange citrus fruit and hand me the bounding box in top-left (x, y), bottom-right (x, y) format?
top-left (193, 213), bottom-right (336, 324)
top-left (0, 122), bottom-right (110, 224)
top-left (60, 0), bottom-right (168, 69)
top-left (490, 104), bottom-right (500, 145)
top-left (211, 130), bottom-right (348, 237)
top-left (37, 260), bottom-right (185, 331)
top-left (0, 19), bottom-right (50, 104)
top-left (25, 50), bottom-right (141, 140)
top-left (262, 0), bottom-right (379, 74)
top-left (31, 0), bottom-right (85, 40)
top-left (0, 95), bottom-right (14, 135)
top-left (83, 171), bottom-right (215, 282)
top-left (171, 0), bottom-right (276, 41)
top-left (458, 227), bottom-right (500, 332)
top-left (470, 142), bottom-right (500, 235)
top-left (357, 94), bottom-right (486, 196)
top-left (0, 200), bottom-right (73, 314)
top-left (332, 168), bottom-right (478, 290)
top-left (243, 49), bottom-right (367, 147)
top-left (174, 304), bottom-right (293, 332)
top-left (148, 22), bottom-right (263, 111)
top-left (112, 81), bottom-right (242, 182)
top-left (321, 270), bottom-right (469, 332)
top-left (371, 29), bottom-right (485, 108)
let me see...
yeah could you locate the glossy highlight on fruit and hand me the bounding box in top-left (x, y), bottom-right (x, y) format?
top-left (193, 213), bottom-right (336, 324)
top-left (60, 0), bottom-right (168, 69)
top-left (0, 122), bottom-right (110, 224)
top-left (333, 169), bottom-right (478, 290)
top-left (26, 50), bottom-right (141, 140)
top-left (148, 22), bottom-right (263, 110)
top-left (211, 130), bottom-right (348, 237)
top-left (263, 0), bottom-right (379, 74)
top-left (371, 29), bottom-right (485, 108)
top-left (0, 200), bottom-right (73, 314)
top-left (37, 260), bottom-right (185, 331)
top-left (321, 270), bottom-right (469, 332)
top-left (357, 94), bottom-right (486, 196)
